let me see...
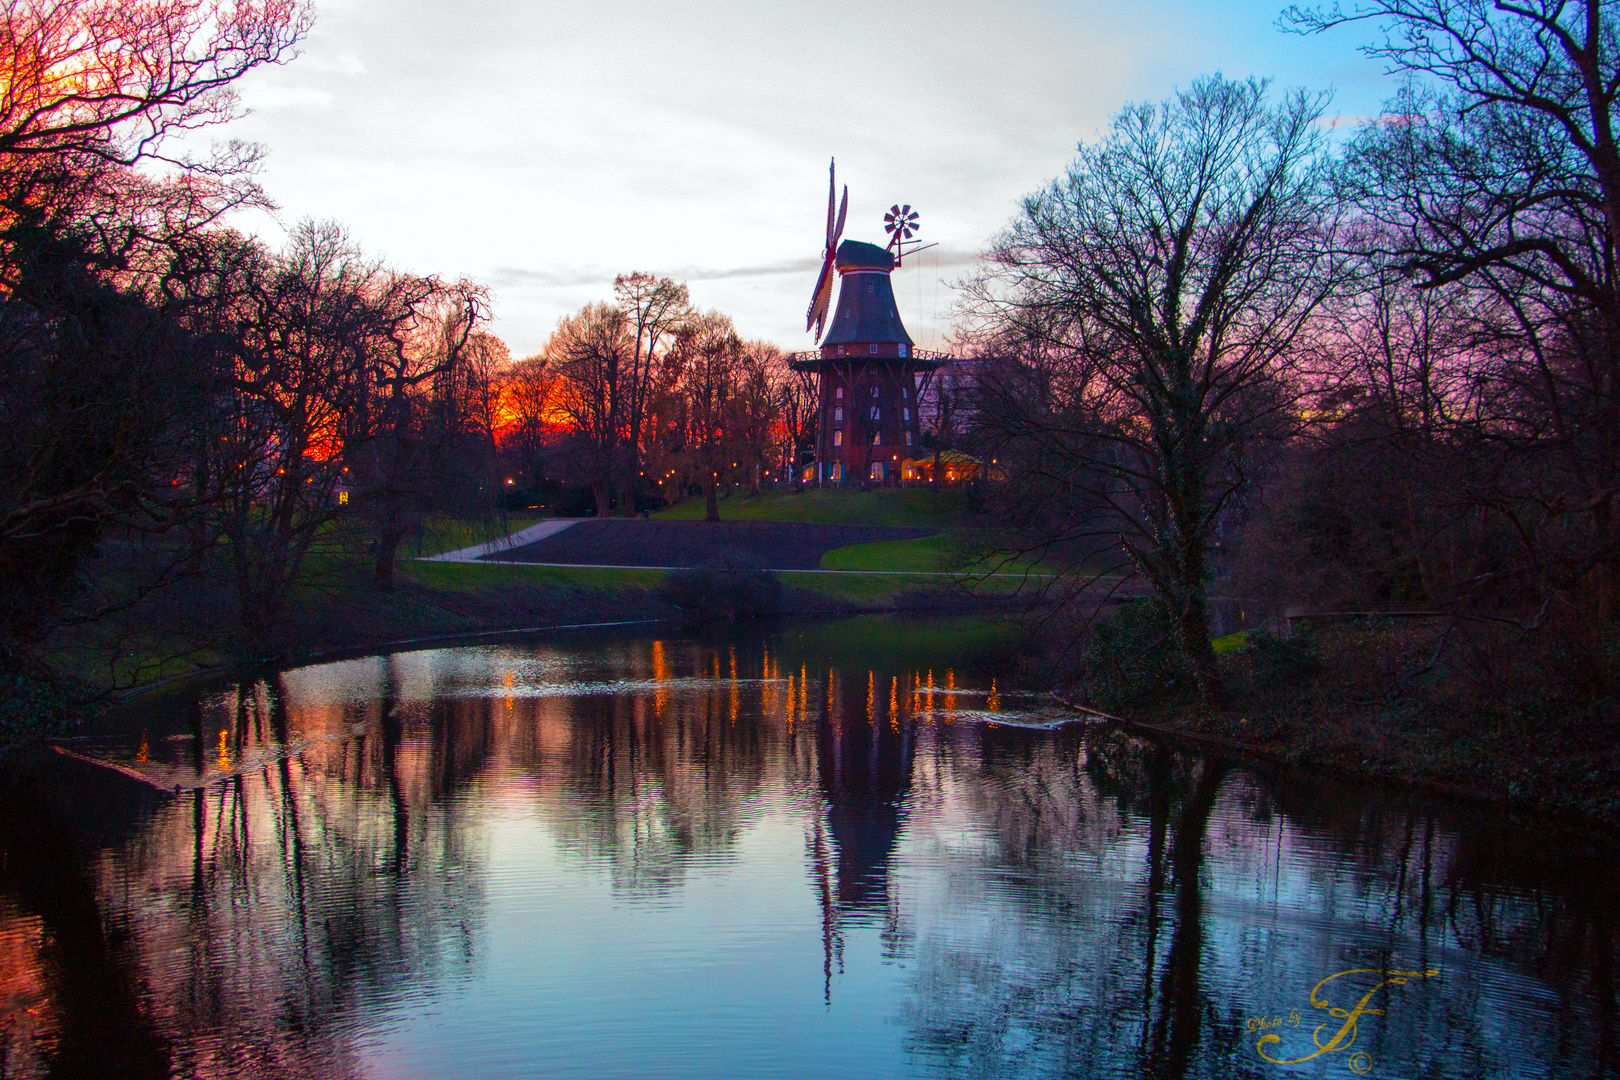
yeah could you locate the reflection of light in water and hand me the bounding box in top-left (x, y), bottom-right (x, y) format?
top-left (652, 640), bottom-right (667, 718)
top-left (136, 732), bottom-right (149, 764)
top-left (729, 646), bottom-right (738, 725)
top-left (890, 676), bottom-right (899, 731)
top-left (504, 670), bottom-right (513, 712)
top-left (786, 674), bottom-right (795, 733)
top-left (989, 678), bottom-right (999, 712)
top-left (217, 729), bottom-right (230, 772)
top-left (866, 671), bottom-right (875, 726)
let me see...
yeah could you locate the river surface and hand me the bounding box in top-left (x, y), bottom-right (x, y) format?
top-left (0, 616), bottom-right (1615, 1079)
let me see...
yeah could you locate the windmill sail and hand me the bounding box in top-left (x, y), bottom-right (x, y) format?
top-left (807, 158), bottom-right (847, 337)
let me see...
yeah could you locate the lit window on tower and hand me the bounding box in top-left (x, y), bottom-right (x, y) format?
top-left (834, 406), bottom-right (843, 421)
top-left (834, 430), bottom-right (843, 446)
top-left (872, 432), bottom-right (881, 445)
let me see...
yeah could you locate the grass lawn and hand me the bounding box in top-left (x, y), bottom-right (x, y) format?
top-left (818, 531), bottom-right (1060, 577)
top-left (403, 559), bottom-right (664, 592)
top-left (407, 558), bottom-right (1017, 607)
top-left (771, 613), bottom-right (1025, 672)
top-left (654, 488), bottom-right (967, 527)
top-left (408, 513), bottom-right (547, 557)
top-left (819, 532), bottom-right (960, 572)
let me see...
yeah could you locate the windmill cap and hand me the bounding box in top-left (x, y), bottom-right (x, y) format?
top-left (836, 239), bottom-right (894, 271)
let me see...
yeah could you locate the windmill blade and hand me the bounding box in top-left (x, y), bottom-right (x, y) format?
top-left (806, 253), bottom-right (836, 335)
top-left (832, 186), bottom-right (848, 247)
top-left (824, 159), bottom-right (837, 249)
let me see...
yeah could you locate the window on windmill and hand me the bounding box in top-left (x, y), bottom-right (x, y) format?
top-left (836, 386), bottom-right (844, 400)
top-left (833, 430), bottom-right (843, 446)
top-left (905, 431), bottom-right (913, 446)
top-left (871, 386), bottom-right (879, 397)
top-left (872, 431), bottom-right (881, 446)
top-left (870, 406), bottom-right (879, 420)
top-left (903, 408), bottom-right (910, 421)
top-left (834, 406), bottom-right (843, 421)
top-left (869, 343), bottom-right (878, 354)
top-left (899, 344), bottom-right (908, 357)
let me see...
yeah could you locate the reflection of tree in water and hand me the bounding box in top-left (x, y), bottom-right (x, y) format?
top-left (0, 658), bottom-right (493, 1080)
top-left (1, 630), bottom-right (1615, 1079)
top-left (510, 637), bottom-right (804, 898)
top-left (894, 725), bottom-right (1620, 1080)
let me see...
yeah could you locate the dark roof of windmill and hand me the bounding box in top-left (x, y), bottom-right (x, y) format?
top-left (835, 239), bottom-right (894, 271)
top-left (821, 240), bottom-right (912, 346)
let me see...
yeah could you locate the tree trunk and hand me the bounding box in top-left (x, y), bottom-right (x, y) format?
top-left (1178, 590), bottom-right (1224, 708)
top-left (373, 529), bottom-right (402, 589)
top-left (592, 482), bottom-right (611, 519)
top-left (932, 447), bottom-right (942, 488)
top-left (705, 474), bottom-right (721, 521)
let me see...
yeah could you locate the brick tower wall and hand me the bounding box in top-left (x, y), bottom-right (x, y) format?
top-left (815, 359), bottom-right (926, 485)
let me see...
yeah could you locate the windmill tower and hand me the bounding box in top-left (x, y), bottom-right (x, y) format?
top-left (791, 160), bottom-right (946, 487)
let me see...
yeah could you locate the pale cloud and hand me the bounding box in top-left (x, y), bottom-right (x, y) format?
top-left (183, 0), bottom-right (1395, 355)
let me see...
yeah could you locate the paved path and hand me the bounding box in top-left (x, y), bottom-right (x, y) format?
top-left (419, 518), bottom-right (584, 562)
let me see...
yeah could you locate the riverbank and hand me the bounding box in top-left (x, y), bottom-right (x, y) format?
top-left (1064, 619), bottom-right (1620, 829)
top-left (40, 556), bottom-right (1029, 717)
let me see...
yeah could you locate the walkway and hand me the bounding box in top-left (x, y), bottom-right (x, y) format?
top-left (419, 518), bottom-right (584, 562)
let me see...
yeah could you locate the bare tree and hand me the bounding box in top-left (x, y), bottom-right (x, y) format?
top-left (547, 302), bottom-right (629, 519)
top-left (774, 350), bottom-right (819, 487)
top-left (206, 221), bottom-right (433, 638)
top-left (613, 273), bottom-right (691, 514)
top-left (922, 360), bottom-right (969, 488)
top-left (734, 341), bottom-right (785, 495)
top-left (0, 0), bottom-right (311, 690)
top-left (502, 352), bottom-right (556, 484)
top-left (347, 279), bottom-right (489, 588)
top-left (965, 75), bottom-right (1345, 706)
top-left (671, 312), bottom-right (743, 521)
top-left (1291, 0), bottom-right (1620, 622)
top-left (0, 0), bottom-right (310, 171)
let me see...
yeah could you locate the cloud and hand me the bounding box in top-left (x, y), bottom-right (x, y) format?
top-left (176, 0), bottom-right (1396, 356)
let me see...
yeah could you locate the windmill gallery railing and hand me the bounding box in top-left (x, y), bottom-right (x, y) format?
top-left (782, 347), bottom-right (955, 366)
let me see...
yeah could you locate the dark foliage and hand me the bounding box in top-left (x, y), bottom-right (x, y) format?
top-left (1080, 599), bottom-right (1196, 711)
top-left (659, 548), bottom-right (784, 621)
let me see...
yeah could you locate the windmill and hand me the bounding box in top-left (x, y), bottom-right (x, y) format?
top-left (789, 160), bottom-right (949, 489)
top-left (806, 158), bottom-right (848, 339)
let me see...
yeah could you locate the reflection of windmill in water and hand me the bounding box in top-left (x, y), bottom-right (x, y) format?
top-left (790, 160), bottom-right (952, 487)
top-left (803, 666), bottom-right (919, 1002)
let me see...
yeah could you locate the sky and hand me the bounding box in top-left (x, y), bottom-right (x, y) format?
top-left (186, 0), bottom-right (1399, 357)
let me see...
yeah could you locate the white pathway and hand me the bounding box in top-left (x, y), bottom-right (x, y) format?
top-left (418, 518), bottom-right (584, 562)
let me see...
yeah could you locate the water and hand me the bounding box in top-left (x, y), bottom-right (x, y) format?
top-left (0, 616), bottom-right (1615, 1079)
